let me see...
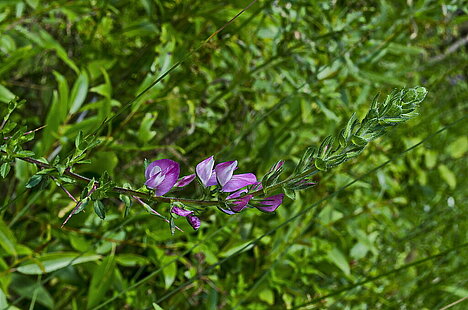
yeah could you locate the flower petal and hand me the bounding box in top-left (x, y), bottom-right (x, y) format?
top-left (222, 173), bottom-right (257, 192)
top-left (226, 189), bottom-right (248, 200)
top-left (175, 174), bottom-right (196, 187)
top-left (206, 172), bottom-right (218, 187)
top-left (187, 215), bottom-right (201, 230)
top-left (145, 159), bottom-right (177, 179)
top-left (231, 195), bottom-right (252, 212)
top-left (256, 194), bottom-right (284, 212)
top-left (196, 156), bottom-right (215, 187)
top-left (218, 207), bottom-right (236, 215)
top-left (171, 206), bottom-right (193, 217)
top-left (154, 162), bottom-right (180, 196)
top-left (215, 161), bottom-right (238, 186)
top-left (145, 170), bottom-right (166, 189)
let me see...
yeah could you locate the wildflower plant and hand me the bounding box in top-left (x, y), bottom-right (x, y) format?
top-left (1, 87), bottom-right (427, 232)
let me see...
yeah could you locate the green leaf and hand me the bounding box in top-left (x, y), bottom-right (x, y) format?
top-left (314, 158), bottom-right (327, 171)
top-left (25, 174), bottom-right (43, 188)
top-left (93, 200), bottom-right (106, 220)
top-left (327, 248), bottom-right (350, 275)
top-left (0, 218), bottom-right (17, 255)
top-left (17, 252), bottom-right (101, 274)
top-left (10, 274), bottom-right (54, 309)
top-left (120, 194), bottom-right (132, 217)
top-left (0, 162), bottom-right (10, 178)
top-left (161, 256), bottom-right (177, 289)
top-left (259, 289), bottom-right (275, 305)
top-left (438, 165), bottom-right (456, 189)
top-left (115, 254), bottom-right (149, 267)
top-left (344, 112), bottom-right (357, 140)
top-left (0, 288), bottom-right (7, 309)
top-left (87, 255), bottom-right (116, 309)
top-left (69, 71), bottom-right (89, 114)
top-left (283, 187), bottom-right (296, 200)
top-left (138, 113), bottom-right (157, 143)
top-left (75, 130), bottom-right (83, 150)
top-left (0, 84), bottom-right (15, 103)
top-left (351, 135), bottom-right (368, 147)
top-left (447, 136), bottom-right (467, 158)
top-left (52, 71), bottom-right (69, 119)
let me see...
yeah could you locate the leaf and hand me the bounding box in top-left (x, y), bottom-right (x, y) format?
top-left (438, 165), bottom-right (456, 189)
top-left (138, 113), bottom-right (157, 143)
top-left (93, 200), bottom-right (106, 220)
top-left (115, 254), bottom-right (149, 267)
top-left (0, 218), bottom-right (17, 255)
top-left (17, 252), bottom-right (101, 274)
top-left (75, 130), bottom-right (83, 150)
top-left (219, 241), bottom-right (253, 258)
top-left (283, 187), bottom-right (296, 200)
top-left (10, 274), bottom-right (54, 309)
top-left (52, 71), bottom-right (69, 120)
top-left (25, 174), bottom-right (43, 188)
top-left (351, 135), bottom-right (368, 147)
top-left (161, 256), bottom-right (177, 289)
top-left (0, 162), bottom-right (10, 178)
top-left (87, 255), bottom-right (116, 309)
top-left (69, 71), bottom-right (89, 114)
top-left (327, 248), bottom-right (350, 275)
top-left (344, 112), bottom-right (357, 140)
top-left (42, 90), bottom-right (62, 152)
top-left (0, 84), bottom-right (15, 103)
top-left (0, 288), bottom-right (7, 309)
top-left (314, 158), bottom-right (327, 171)
top-left (447, 137), bottom-right (467, 158)
top-left (259, 289), bottom-right (275, 305)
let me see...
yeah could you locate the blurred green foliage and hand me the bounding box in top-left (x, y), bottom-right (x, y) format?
top-left (0, 0), bottom-right (467, 309)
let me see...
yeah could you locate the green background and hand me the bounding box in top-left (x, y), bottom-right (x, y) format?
top-left (0, 0), bottom-right (467, 309)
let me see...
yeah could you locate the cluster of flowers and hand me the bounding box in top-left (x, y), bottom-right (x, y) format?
top-left (144, 156), bottom-right (285, 230)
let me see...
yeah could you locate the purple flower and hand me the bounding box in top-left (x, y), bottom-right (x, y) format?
top-left (196, 156), bottom-right (215, 187)
top-left (175, 174), bottom-right (196, 187)
top-left (187, 215), bottom-right (201, 230)
top-left (195, 156), bottom-right (257, 192)
top-left (171, 206), bottom-right (193, 217)
top-left (221, 173), bottom-right (257, 192)
top-left (221, 190), bottom-right (254, 214)
top-left (171, 206), bottom-right (201, 230)
top-left (145, 159), bottom-right (180, 196)
top-left (256, 194), bottom-right (285, 212)
top-left (215, 161), bottom-right (237, 186)
top-left (230, 194), bottom-right (253, 212)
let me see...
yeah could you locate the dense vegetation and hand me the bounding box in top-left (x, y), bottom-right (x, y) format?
top-left (0, 0), bottom-right (467, 309)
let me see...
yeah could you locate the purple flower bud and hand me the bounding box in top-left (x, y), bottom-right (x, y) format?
top-left (256, 194), bottom-right (284, 212)
top-left (187, 215), bottom-right (201, 230)
top-left (270, 160), bottom-right (284, 172)
top-left (145, 159), bottom-right (180, 196)
top-left (231, 194), bottom-right (252, 212)
top-left (196, 156), bottom-right (215, 187)
top-left (171, 206), bottom-right (193, 217)
top-left (249, 182), bottom-right (263, 191)
top-left (175, 174), bottom-right (196, 187)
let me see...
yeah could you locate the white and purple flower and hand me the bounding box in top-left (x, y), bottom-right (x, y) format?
top-left (195, 156), bottom-right (257, 192)
top-left (145, 159), bottom-right (180, 196)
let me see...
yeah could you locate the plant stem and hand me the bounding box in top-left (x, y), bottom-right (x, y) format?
top-left (9, 153), bottom-right (318, 206)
